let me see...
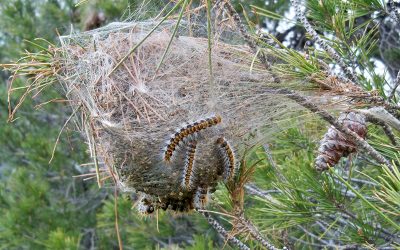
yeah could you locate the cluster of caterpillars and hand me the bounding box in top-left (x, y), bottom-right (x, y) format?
top-left (138, 115), bottom-right (238, 215)
top-left (136, 187), bottom-right (211, 215)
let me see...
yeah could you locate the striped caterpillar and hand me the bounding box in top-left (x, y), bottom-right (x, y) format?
top-left (216, 137), bottom-right (236, 181)
top-left (164, 115), bottom-right (222, 162)
top-left (181, 141), bottom-right (197, 190)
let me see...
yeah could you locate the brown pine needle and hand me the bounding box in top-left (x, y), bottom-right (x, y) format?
top-left (49, 105), bottom-right (81, 164)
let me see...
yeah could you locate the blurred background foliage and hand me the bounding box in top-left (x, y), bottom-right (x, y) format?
top-left (1, 0), bottom-right (399, 249)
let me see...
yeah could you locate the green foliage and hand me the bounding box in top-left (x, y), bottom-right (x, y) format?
top-left (95, 197), bottom-right (218, 249)
top-left (0, 0), bottom-right (76, 60)
top-left (0, 167), bottom-right (96, 249)
top-left (1, 0), bottom-right (400, 249)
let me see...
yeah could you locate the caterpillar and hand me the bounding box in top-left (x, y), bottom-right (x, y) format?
top-left (136, 196), bottom-right (155, 215)
top-left (193, 186), bottom-right (209, 209)
top-left (164, 115), bottom-right (222, 162)
top-left (181, 141), bottom-right (197, 190)
top-left (216, 137), bottom-right (236, 181)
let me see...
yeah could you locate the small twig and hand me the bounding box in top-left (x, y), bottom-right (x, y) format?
top-left (290, 0), bottom-right (358, 84)
top-left (388, 70), bottom-right (400, 102)
top-left (388, 0), bottom-right (400, 24)
top-left (221, 0), bottom-right (270, 69)
top-left (357, 107), bottom-right (400, 132)
top-left (49, 105), bottom-right (81, 164)
top-left (114, 186), bottom-right (123, 250)
top-left (263, 144), bottom-right (286, 181)
top-left (366, 116), bottom-right (398, 146)
top-left (274, 88), bottom-right (394, 172)
top-left (341, 174), bottom-right (379, 187)
top-left (199, 210), bottom-right (250, 250)
top-left (244, 184), bottom-right (281, 200)
top-left (237, 216), bottom-right (282, 250)
top-left (289, 236), bottom-right (328, 248)
top-left (221, 0), bottom-right (281, 83)
top-left (297, 225), bottom-right (333, 247)
top-left (329, 213), bottom-right (399, 243)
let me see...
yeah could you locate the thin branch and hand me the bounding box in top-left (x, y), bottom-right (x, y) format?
top-left (274, 88), bottom-right (394, 172)
top-left (340, 175), bottom-right (379, 187)
top-left (237, 216), bottom-right (281, 250)
top-left (290, 0), bottom-right (358, 83)
top-left (357, 107), bottom-right (400, 132)
top-left (114, 186), bottom-right (123, 250)
top-left (366, 116), bottom-right (398, 146)
top-left (297, 225), bottom-right (333, 247)
top-left (49, 105), bottom-right (81, 164)
top-left (388, 70), bottom-right (400, 102)
top-left (245, 184), bottom-right (281, 200)
top-left (220, 0), bottom-right (280, 83)
top-left (388, 0), bottom-right (400, 24)
top-left (199, 210), bottom-right (250, 250)
top-left (263, 144), bottom-right (286, 181)
top-left (221, 0), bottom-right (269, 69)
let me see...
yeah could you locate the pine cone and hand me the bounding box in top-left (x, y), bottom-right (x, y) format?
top-left (315, 112), bottom-right (367, 171)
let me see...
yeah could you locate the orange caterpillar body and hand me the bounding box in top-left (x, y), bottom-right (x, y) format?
top-left (216, 137), bottom-right (236, 181)
top-left (181, 141), bottom-right (197, 189)
top-left (164, 115), bottom-right (222, 162)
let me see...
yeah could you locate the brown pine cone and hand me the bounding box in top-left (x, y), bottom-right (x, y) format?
top-left (315, 112), bottom-right (367, 171)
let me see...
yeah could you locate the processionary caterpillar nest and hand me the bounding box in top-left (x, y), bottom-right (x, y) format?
top-left (58, 20), bottom-right (330, 212)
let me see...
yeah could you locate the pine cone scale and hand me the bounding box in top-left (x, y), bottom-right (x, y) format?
top-left (315, 112), bottom-right (367, 171)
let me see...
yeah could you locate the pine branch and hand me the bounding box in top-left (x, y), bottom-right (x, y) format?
top-left (329, 214), bottom-right (399, 244)
top-left (388, 70), bottom-right (400, 102)
top-left (274, 88), bottom-right (394, 172)
top-left (237, 216), bottom-right (282, 250)
top-left (220, 0), bottom-right (270, 69)
top-left (244, 184), bottom-right (280, 200)
top-left (357, 107), bottom-right (400, 132)
top-left (290, 0), bottom-right (358, 84)
top-left (263, 144), bottom-right (286, 181)
top-left (297, 225), bottom-right (335, 247)
top-left (220, 0), bottom-right (281, 83)
top-left (366, 116), bottom-right (398, 146)
top-left (388, 0), bottom-right (400, 24)
top-left (199, 210), bottom-right (250, 250)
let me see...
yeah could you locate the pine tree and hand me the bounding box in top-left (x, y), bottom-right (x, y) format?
top-left (1, 0), bottom-right (399, 249)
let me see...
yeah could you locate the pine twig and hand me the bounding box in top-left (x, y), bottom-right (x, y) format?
top-left (274, 88), bottom-right (394, 172)
top-left (221, 0), bottom-right (270, 69)
top-left (357, 107), bottom-right (400, 132)
top-left (220, 0), bottom-right (281, 83)
top-left (388, 70), bottom-right (400, 102)
top-left (388, 0), bottom-right (400, 24)
top-left (297, 225), bottom-right (334, 247)
top-left (199, 210), bottom-right (250, 250)
top-left (366, 116), bottom-right (398, 146)
top-left (244, 184), bottom-right (280, 200)
top-left (263, 144), bottom-right (286, 181)
top-left (290, 0), bottom-right (358, 84)
top-left (237, 216), bottom-right (282, 250)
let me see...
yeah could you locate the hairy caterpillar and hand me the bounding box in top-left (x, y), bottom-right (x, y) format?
top-left (194, 186), bottom-right (209, 209)
top-left (181, 141), bottom-right (197, 189)
top-left (216, 137), bottom-right (236, 181)
top-left (164, 115), bottom-right (222, 162)
top-left (136, 196), bottom-right (155, 215)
